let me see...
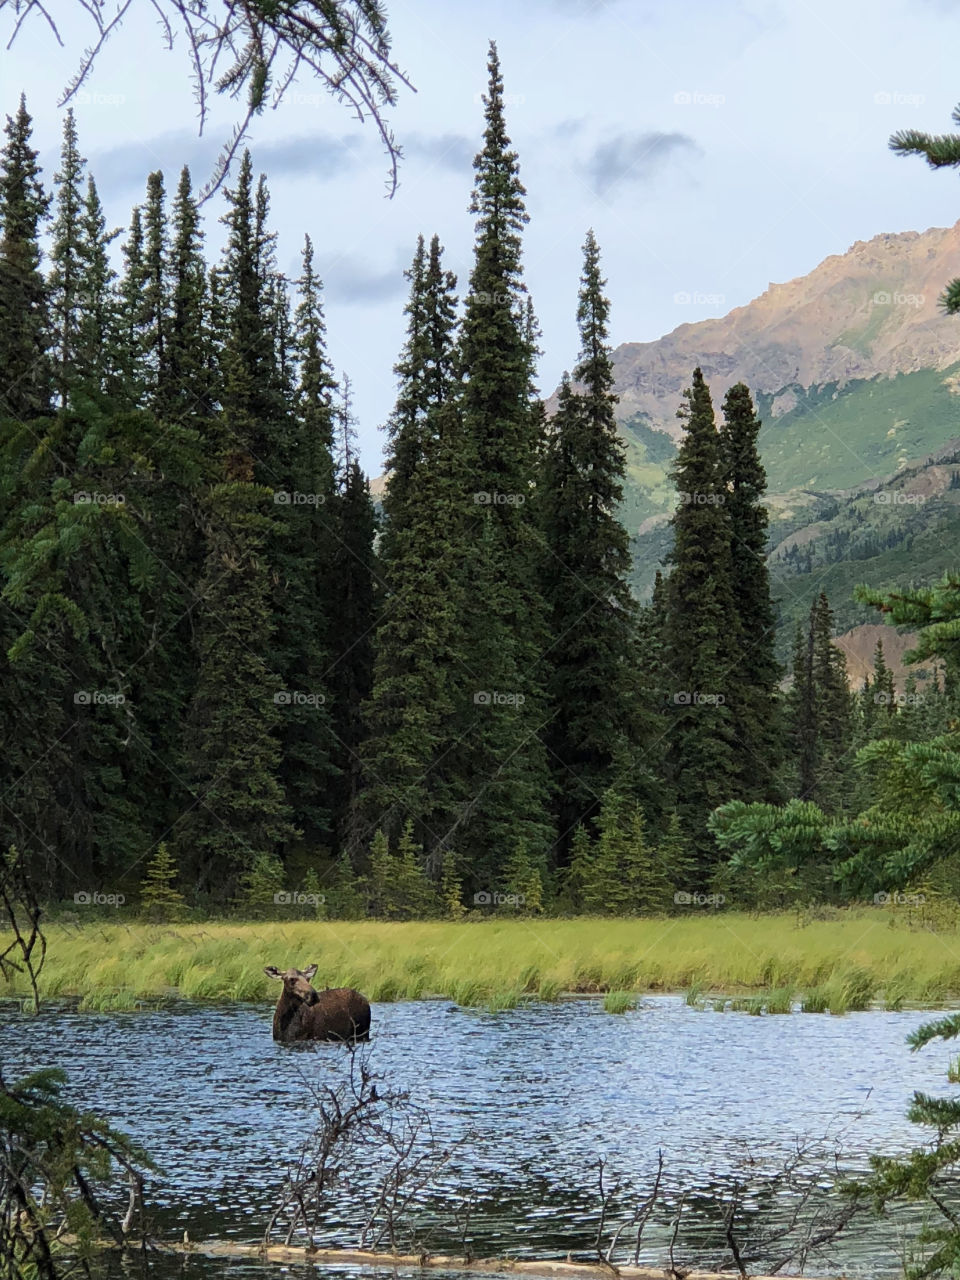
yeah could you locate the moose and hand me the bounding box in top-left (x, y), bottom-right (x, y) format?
top-left (264, 964), bottom-right (371, 1043)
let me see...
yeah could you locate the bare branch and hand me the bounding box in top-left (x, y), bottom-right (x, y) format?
top-left (3, 0), bottom-right (414, 198)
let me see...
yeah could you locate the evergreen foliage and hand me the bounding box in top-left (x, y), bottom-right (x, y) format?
top-left (662, 368), bottom-right (740, 872)
top-left (718, 382), bottom-right (782, 801)
top-left (139, 843), bottom-right (186, 920)
top-left (0, 82), bottom-right (957, 923)
top-left (540, 231), bottom-right (661, 858)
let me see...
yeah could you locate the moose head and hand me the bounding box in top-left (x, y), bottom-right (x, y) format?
top-left (263, 963), bottom-right (321, 1007)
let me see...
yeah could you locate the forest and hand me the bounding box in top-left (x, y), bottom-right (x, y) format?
top-left (1, 44), bottom-right (958, 921)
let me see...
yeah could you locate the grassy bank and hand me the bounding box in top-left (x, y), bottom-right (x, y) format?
top-left (6, 910), bottom-right (960, 1012)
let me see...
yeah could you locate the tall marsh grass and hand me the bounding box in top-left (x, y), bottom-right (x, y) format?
top-left (4, 913), bottom-right (960, 1009)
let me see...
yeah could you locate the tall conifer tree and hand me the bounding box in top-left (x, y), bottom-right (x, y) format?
top-left (456, 41), bottom-right (554, 882)
top-left (329, 456), bottom-right (378, 856)
top-left (179, 152), bottom-right (295, 895)
top-left (49, 110), bottom-right (86, 406)
top-left (0, 95), bottom-right (51, 423)
top-left (662, 368), bottom-right (739, 871)
top-left (540, 231), bottom-right (660, 859)
top-left (270, 236), bottom-right (339, 848)
top-left (360, 234), bottom-right (468, 862)
top-left (718, 382), bottom-right (782, 802)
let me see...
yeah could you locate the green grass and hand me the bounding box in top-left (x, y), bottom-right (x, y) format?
top-left (603, 991), bottom-right (637, 1014)
top-left (7, 912), bottom-right (960, 1010)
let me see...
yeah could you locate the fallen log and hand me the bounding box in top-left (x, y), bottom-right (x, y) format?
top-left (167, 1237), bottom-right (811, 1280)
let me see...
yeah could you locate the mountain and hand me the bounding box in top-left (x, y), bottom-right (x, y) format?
top-left (599, 220), bottom-right (960, 668)
top-left (611, 220), bottom-right (960, 440)
top-left (609, 221), bottom-right (960, 544)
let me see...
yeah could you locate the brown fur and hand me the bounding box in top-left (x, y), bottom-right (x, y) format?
top-left (264, 964), bottom-right (371, 1043)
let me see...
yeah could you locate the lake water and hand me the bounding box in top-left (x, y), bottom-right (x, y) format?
top-left (1, 995), bottom-right (953, 1277)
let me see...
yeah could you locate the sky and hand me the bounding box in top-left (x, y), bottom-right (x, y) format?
top-left (3, 0), bottom-right (960, 472)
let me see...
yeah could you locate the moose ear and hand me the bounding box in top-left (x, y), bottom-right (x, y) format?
top-left (264, 966), bottom-right (282, 979)
top-left (302, 963), bottom-right (318, 980)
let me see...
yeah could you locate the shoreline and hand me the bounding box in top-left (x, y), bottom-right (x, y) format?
top-left (3, 912), bottom-right (960, 1012)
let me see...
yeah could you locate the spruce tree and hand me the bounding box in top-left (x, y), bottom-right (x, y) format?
top-left (366, 828), bottom-right (393, 917)
top-left (540, 231), bottom-right (661, 860)
top-left (48, 110), bottom-right (86, 406)
top-left (563, 823), bottom-right (594, 913)
top-left (439, 851), bottom-right (466, 919)
top-left (622, 806), bottom-right (669, 913)
top-left (213, 153), bottom-right (286, 478)
top-left (809, 590), bottom-right (855, 811)
top-left (393, 819), bottom-right (435, 918)
top-left (328, 457), bottom-right (378, 855)
top-left (360, 234), bottom-right (468, 861)
top-left (657, 813), bottom-right (697, 909)
top-left (502, 837), bottom-right (544, 914)
top-left (141, 171), bottom-right (168, 407)
top-left (662, 368), bottom-right (740, 873)
top-left (718, 382), bottom-right (782, 801)
top-left (0, 95), bottom-right (51, 423)
top-left (582, 787), bottom-right (634, 914)
top-left (74, 176), bottom-right (118, 399)
top-left (236, 851), bottom-right (285, 919)
top-left (455, 40), bottom-right (554, 884)
top-left (113, 207), bottom-right (147, 407)
top-left (165, 167), bottom-right (211, 421)
top-left (139, 843), bottom-right (186, 920)
top-left (788, 621), bottom-right (817, 799)
top-left (270, 236), bottom-right (339, 849)
top-left (179, 153), bottom-right (295, 899)
top-left (872, 638), bottom-right (897, 720)
top-left (785, 593), bottom-right (854, 813)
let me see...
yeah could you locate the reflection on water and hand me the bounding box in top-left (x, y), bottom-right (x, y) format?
top-left (1, 995), bottom-right (952, 1277)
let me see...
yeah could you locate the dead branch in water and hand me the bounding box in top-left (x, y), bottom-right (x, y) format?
top-left (591, 1131), bottom-right (868, 1276)
top-left (265, 1045), bottom-right (462, 1254)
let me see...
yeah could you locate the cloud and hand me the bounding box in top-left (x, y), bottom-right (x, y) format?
top-left (89, 129), bottom-right (361, 195)
top-left (403, 132), bottom-right (474, 172)
top-left (314, 250), bottom-right (410, 305)
top-left (552, 117), bottom-right (588, 140)
top-left (584, 130), bottom-right (700, 196)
